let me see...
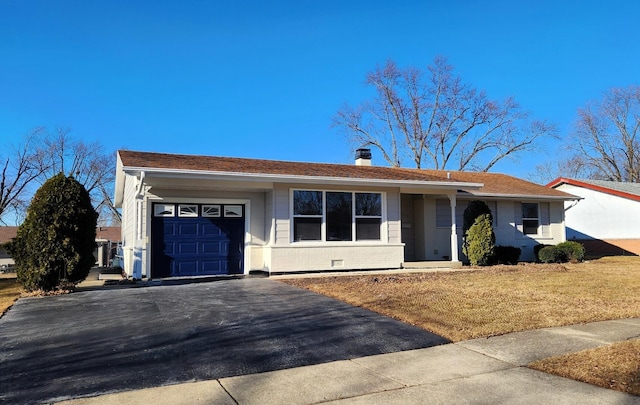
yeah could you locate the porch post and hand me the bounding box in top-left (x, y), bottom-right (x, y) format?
top-left (448, 194), bottom-right (459, 262)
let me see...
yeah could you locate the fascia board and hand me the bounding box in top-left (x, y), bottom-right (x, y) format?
top-left (549, 177), bottom-right (640, 202)
top-left (122, 166), bottom-right (484, 191)
top-left (462, 191), bottom-right (581, 201)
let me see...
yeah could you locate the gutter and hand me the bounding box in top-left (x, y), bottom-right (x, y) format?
top-left (121, 166), bottom-right (485, 191)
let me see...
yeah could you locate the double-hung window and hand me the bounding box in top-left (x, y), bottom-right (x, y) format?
top-left (292, 190), bottom-right (383, 242)
top-left (293, 190), bottom-right (323, 241)
top-left (355, 192), bottom-right (382, 240)
top-left (521, 203), bottom-right (539, 235)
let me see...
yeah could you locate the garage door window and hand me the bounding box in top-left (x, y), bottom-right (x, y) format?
top-left (202, 205), bottom-right (221, 217)
top-left (178, 205), bottom-right (198, 217)
top-left (154, 204), bottom-right (175, 217)
top-left (224, 205), bottom-right (243, 217)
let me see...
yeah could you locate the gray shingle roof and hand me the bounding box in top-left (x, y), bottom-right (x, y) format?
top-left (575, 179), bottom-right (640, 197)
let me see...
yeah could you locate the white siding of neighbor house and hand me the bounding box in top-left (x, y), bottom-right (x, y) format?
top-left (555, 183), bottom-right (640, 239)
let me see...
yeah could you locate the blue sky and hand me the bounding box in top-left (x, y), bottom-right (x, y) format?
top-left (1, 0), bottom-right (638, 180)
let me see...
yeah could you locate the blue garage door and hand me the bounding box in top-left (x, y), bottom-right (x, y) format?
top-left (151, 203), bottom-right (245, 278)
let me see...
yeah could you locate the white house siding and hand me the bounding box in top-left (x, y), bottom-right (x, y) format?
top-left (557, 184), bottom-right (640, 239)
top-left (273, 184), bottom-right (290, 246)
top-left (120, 173), bottom-right (141, 277)
top-left (386, 190), bottom-right (402, 244)
top-left (269, 244), bottom-right (404, 273)
top-left (555, 183), bottom-right (640, 255)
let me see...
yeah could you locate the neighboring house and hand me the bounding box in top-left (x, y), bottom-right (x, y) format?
top-left (114, 149), bottom-right (576, 279)
top-left (95, 227), bottom-right (123, 267)
top-left (0, 226), bottom-right (18, 268)
top-left (0, 226), bottom-right (122, 268)
top-left (547, 178), bottom-right (640, 256)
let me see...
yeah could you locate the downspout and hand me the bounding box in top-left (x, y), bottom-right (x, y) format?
top-left (132, 171), bottom-right (146, 280)
top-left (136, 171), bottom-right (146, 200)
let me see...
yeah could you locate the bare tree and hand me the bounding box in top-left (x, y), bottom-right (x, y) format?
top-left (568, 86), bottom-right (640, 182)
top-left (334, 57), bottom-right (557, 171)
top-left (31, 128), bottom-right (120, 225)
top-left (0, 128), bottom-right (49, 224)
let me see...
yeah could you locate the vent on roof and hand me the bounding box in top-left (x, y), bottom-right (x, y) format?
top-left (355, 148), bottom-right (372, 166)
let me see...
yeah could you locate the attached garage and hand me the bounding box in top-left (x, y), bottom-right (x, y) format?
top-left (150, 203), bottom-right (245, 278)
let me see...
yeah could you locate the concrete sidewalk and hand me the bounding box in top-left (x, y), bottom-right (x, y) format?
top-left (60, 318), bottom-right (640, 405)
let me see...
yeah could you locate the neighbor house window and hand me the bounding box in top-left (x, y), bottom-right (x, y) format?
top-left (521, 203), bottom-right (539, 235)
top-left (292, 190), bottom-right (383, 242)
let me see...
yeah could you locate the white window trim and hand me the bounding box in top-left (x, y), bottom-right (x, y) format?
top-left (521, 202), bottom-right (540, 236)
top-left (290, 189), bottom-right (387, 244)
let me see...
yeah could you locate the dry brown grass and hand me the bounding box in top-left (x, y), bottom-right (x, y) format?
top-left (530, 339), bottom-right (640, 396)
top-left (281, 256), bottom-right (640, 342)
top-left (0, 277), bottom-right (22, 316)
top-left (282, 256), bottom-right (640, 396)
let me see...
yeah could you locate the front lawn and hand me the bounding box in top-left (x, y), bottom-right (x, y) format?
top-left (281, 256), bottom-right (640, 342)
top-left (280, 256), bottom-right (640, 396)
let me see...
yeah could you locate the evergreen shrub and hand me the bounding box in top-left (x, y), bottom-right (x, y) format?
top-left (538, 246), bottom-right (565, 263)
top-left (9, 173), bottom-right (97, 292)
top-left (556, 241), bottom-right (585, 262)
top-left (465, 214), bottom-right (495, 266)
top-left (462, 200), bottom-right (494, 263)
top-left (534, 244), bottom-right (552, 262)
top-left (493, 245), bottom-right (522, 265)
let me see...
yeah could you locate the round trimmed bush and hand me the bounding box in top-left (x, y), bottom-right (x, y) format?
top-left (534, 244), bottom-right (552, 262)
top-left (556, 241), bottom-right (585, 263)
top-left (492, 245), bottom-right (522, 265)
top-left (9, 173), bottom-right (98, 292)
top-left (538, 246), bottom-right (565, 263)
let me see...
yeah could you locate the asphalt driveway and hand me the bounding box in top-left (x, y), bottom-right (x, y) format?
top-left (0, 278), bottom-right (448, 404)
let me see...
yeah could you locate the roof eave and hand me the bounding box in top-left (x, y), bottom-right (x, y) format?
top-left (461, 191), bottom-right (580, 201)
top-left (548, 177), bottom-right (640, 202)
top-left (122, 166), bottom-right (484, 190)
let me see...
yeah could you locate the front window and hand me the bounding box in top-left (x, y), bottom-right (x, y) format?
top-left (522, 203), bottom-right (539, 235)
top-left (293, 190), bottom-right (323, 241)
top-left (327, 192), bottom-right (352, 241)
top-left (292, 190), bottom-right (383, 242)
top-left (355, 193), bottom-right (382, 240)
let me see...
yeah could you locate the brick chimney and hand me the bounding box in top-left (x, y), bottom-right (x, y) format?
top-left (355, 148), bottom-right (372, 166)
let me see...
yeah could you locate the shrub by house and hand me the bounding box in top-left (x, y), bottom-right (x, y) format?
top-left (9, 174), bottom-right (97, 292)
